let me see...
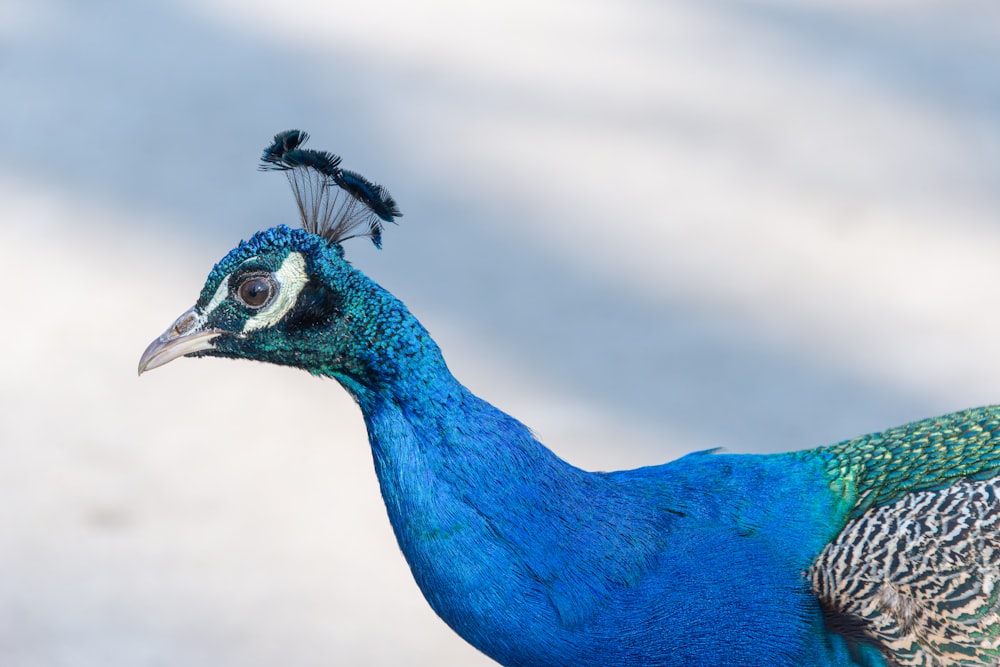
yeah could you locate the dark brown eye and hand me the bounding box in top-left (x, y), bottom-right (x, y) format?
top-left (236, 274), bottom-right (275, 308)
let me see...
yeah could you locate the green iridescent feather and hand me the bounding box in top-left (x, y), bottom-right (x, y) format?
top-left (799, 406), bottom-right (1000, 521)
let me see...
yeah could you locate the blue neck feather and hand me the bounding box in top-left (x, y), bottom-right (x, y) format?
top-left (309, 248), bottom-right (880, 666)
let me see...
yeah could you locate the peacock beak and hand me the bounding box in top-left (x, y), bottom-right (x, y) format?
top-left (138, 306), bottom-right (225, 375)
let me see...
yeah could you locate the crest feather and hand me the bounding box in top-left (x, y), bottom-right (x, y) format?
top-left (260, 130), bottom-right (401, 248)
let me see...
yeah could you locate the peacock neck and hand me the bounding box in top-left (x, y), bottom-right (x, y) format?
top-left (330, 276), bottom-right (580, 507)
top-left (334, 329), bottom-right (863, 666)
top-left (352, 347), bottom-right (584, 545)
top-left (348, 349), bottom-right (584, 650)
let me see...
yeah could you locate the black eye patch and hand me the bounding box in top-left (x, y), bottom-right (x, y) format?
top-left (282, 281), bottom-right (344, 332)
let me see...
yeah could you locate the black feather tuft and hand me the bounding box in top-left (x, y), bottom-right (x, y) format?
top-left (260, 130), bottom-right (310, 168)
top-left (334, 170), bottom-right (402, 222)
top-left (259, 129), bottom-right (401, 248)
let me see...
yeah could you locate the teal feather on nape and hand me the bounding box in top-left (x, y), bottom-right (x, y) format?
top-left (259, 129), bottom-right (401, 248)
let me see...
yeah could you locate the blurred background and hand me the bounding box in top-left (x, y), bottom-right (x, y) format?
top-left (1, 0), bottom-right (999, 664)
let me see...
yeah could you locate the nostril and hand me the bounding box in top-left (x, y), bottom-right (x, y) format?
top-left (171, 310), bottom-right (200, 336)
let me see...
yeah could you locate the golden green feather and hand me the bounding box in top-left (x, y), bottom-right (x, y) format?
top-left (800, 406), bottom-right (1000, 520)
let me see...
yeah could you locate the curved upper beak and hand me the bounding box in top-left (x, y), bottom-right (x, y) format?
top-left (138, 306), bottom-right (224, 375)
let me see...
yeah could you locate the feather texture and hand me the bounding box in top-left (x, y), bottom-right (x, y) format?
top-left (812, 476), bottom-right (1000, 666)
top-left (138, 133), bottom-right (1000, 667)
top-left (259, 130), bottom-right (401, 248)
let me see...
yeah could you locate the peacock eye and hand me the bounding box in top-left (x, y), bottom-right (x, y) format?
top-left (235, 273), bottom-right (276, 309)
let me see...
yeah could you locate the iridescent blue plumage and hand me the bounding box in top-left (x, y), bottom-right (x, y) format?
top-left (138, 132), bottom-right (1000, 667)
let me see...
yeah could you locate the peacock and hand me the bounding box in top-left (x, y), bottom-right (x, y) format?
top-left (139, 130), bottom-right (1000, 667)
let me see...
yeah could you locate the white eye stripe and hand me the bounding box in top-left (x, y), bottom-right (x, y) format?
top-left (204, 278), bottom-right (230, 315)
top-left (241, 252), bottom-right (308, 333)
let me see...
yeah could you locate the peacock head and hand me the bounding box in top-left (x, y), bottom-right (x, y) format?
top-left (138, 130), bottom-right (409, 391)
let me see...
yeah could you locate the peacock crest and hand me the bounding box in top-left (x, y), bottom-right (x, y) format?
top-left (259, 130), bottom-right (402, 248)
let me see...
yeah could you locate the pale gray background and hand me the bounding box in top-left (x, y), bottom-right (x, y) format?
top-left (1, 0), bottom-right (999, 664)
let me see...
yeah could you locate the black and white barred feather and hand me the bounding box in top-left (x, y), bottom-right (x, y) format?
top-left (811, 477), bottom-right (1000, 666)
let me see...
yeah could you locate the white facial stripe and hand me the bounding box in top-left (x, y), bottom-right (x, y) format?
top-left (242, 252), bottom-right (308, 333)
top-left (204, 278), bottom-right (230, 315)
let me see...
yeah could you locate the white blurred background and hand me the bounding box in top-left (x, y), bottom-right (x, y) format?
top-left (1, 0), bottom-right (999, 664)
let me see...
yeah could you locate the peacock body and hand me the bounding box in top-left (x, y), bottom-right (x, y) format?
top-left (139, 131), bottom-right (1000, 666)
